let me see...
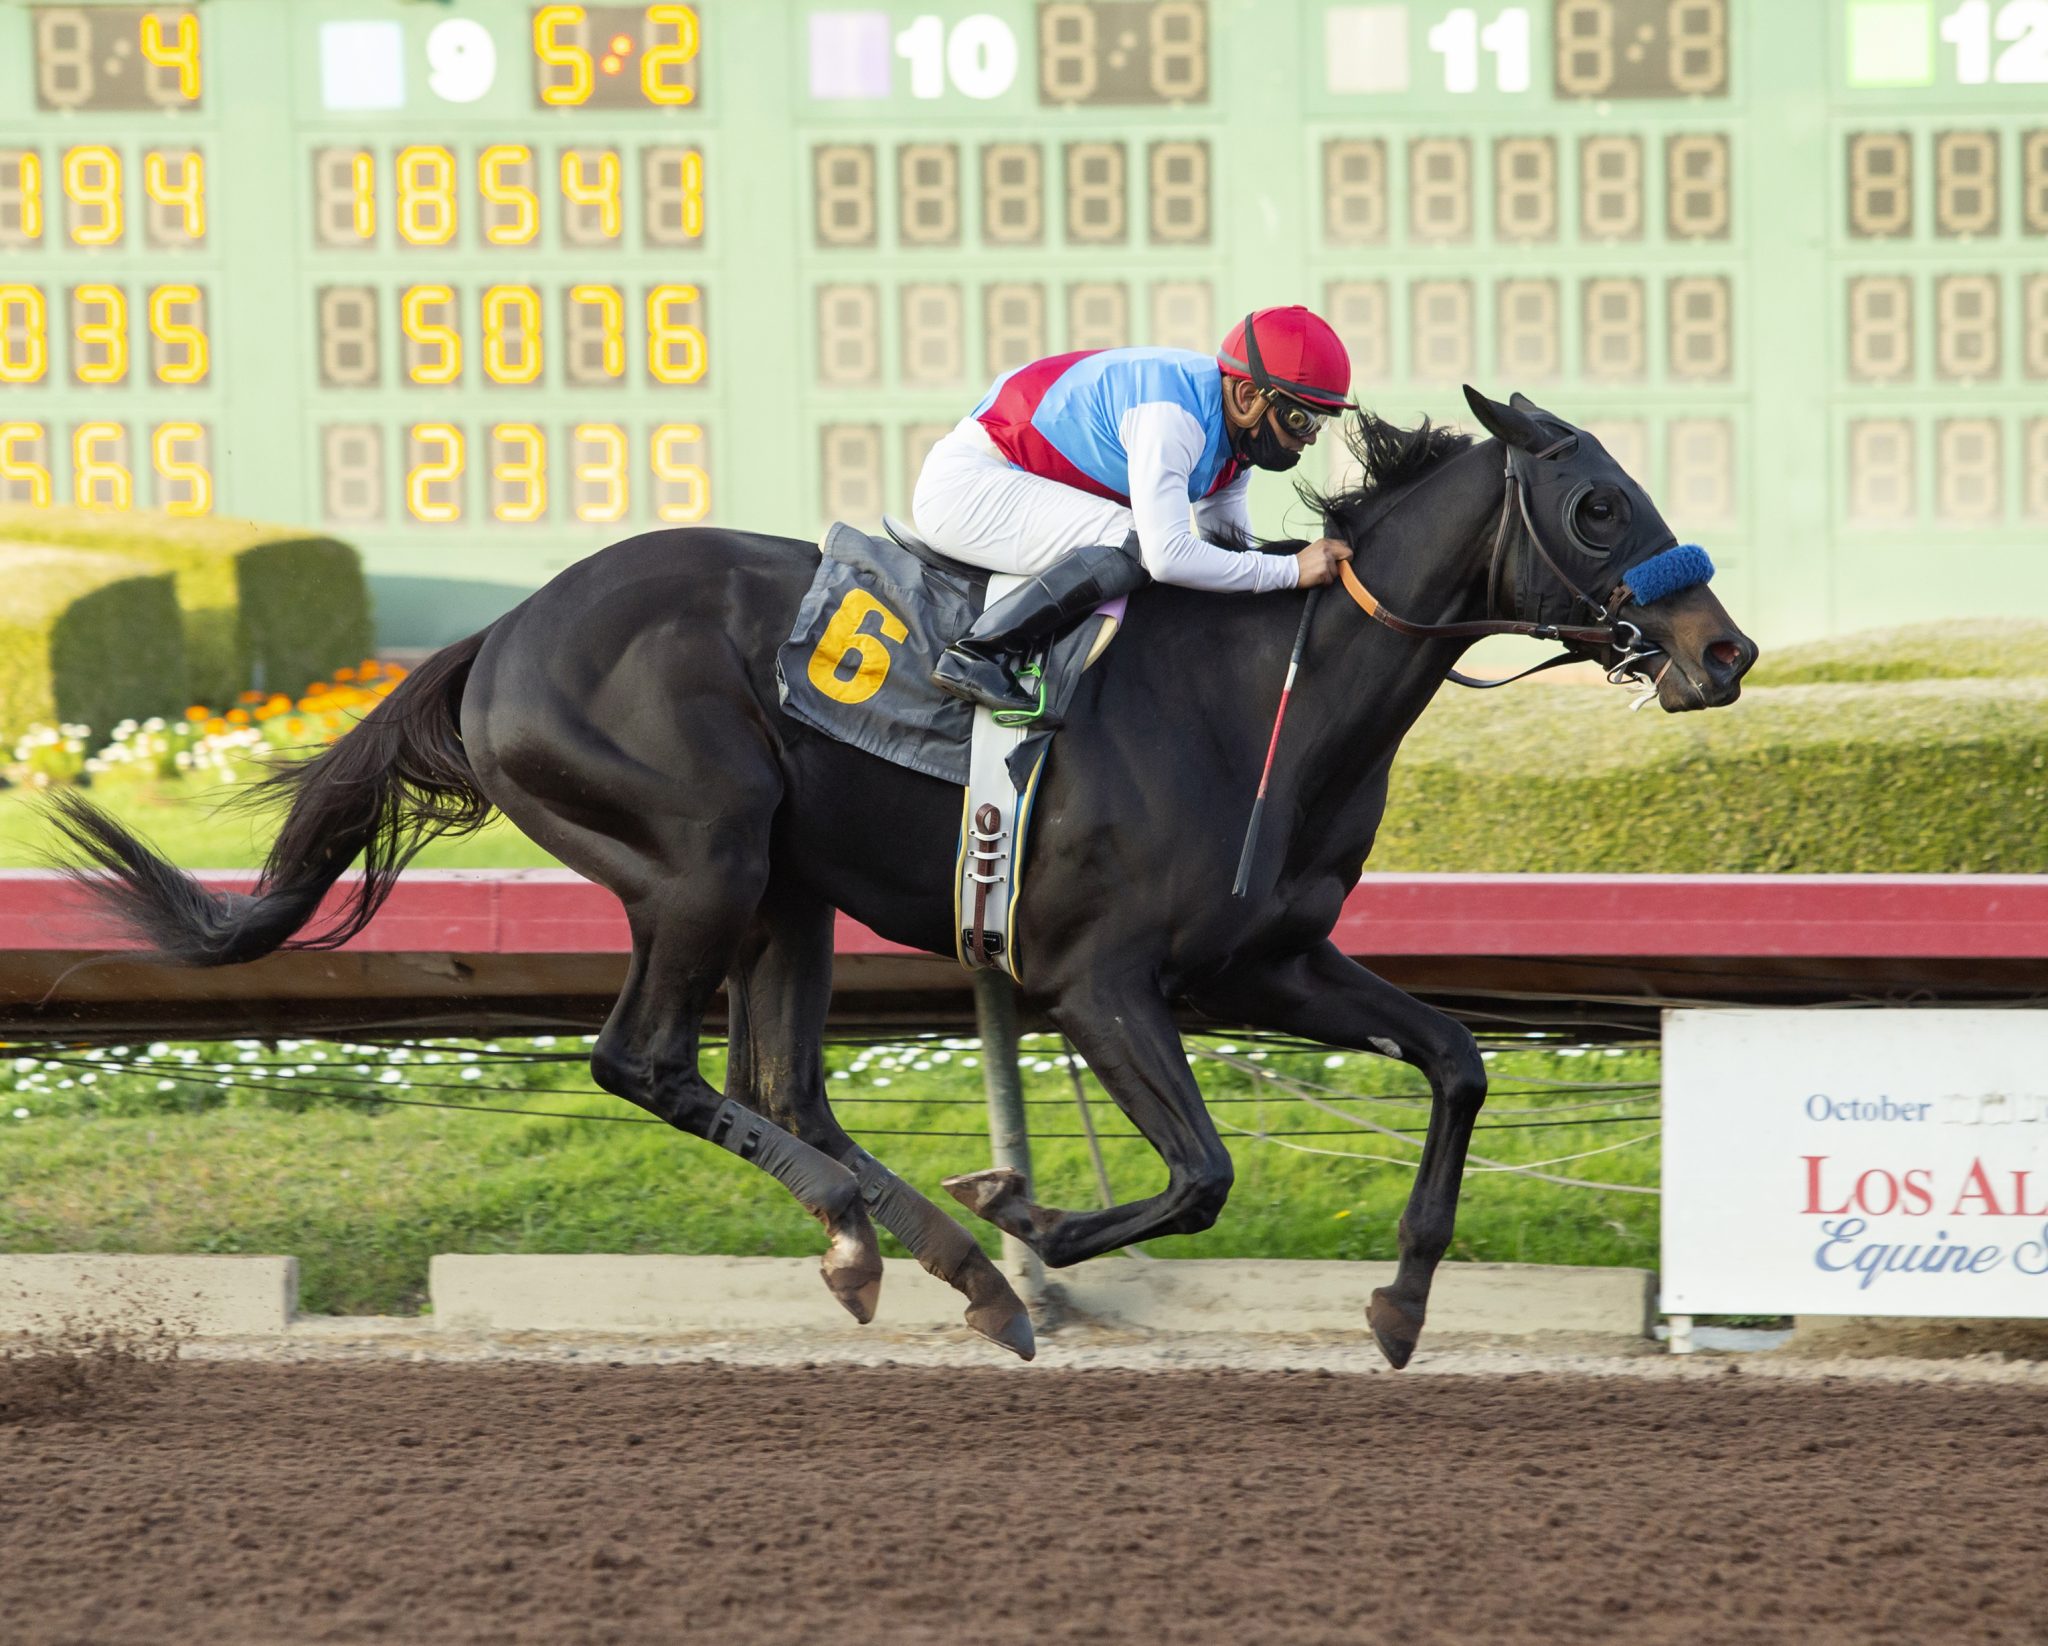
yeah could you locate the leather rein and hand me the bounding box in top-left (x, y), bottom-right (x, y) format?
top-left (1333, 439), bottom-right (1653, 691)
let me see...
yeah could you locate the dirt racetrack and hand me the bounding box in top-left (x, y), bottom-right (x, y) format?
top-left (4, 1359), bottom-right (2046, 1645)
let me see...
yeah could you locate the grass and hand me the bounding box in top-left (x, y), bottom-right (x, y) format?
top-left (0, 1033), bottom-right (1662, 1316)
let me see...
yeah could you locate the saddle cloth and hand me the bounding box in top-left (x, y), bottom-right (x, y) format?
top-left (775, 520), bottom-right (1126, 977)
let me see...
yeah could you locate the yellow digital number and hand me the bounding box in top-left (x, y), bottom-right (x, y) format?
top-left (0, 422), bottom-right (53, 506)
top-left (676, 149), bottom-right (705, 238)
top-left (350, 151), bottom-right (376, 239)
top-left (14, 152), bottom-right (44, 240)
top-left (152, 421), bottom-right (211, 517)
top-left (482, 285), bottom-right (542, 385)
top-left (139, 12), bottom-right (202, 101)
top-left (652, 423), bottom-right (710, 523)
top-left (0, 284), bottom-right (49, 384)
top-left (807, 591), bottom-right (908, 706)
top-left (73, 420), bottom-right (132, 510)
top-left (491, 423), bottom-right (547, 523)
top-left (479, 144), bottom-right (538, 246)
top-left (570, 283), bottom-right (625, 378)
top-left (573, 423), bottom-right (628, 522)
top-left (408, 423), bottom-right (465, 523)
top-left (73, 283), bottom-right (127, 385)
top-left (647, 284), bottom-right (706, 384)
top-left (561, 148), bottom-right (621, 239)
top-left (644, 5), bottom-right (700, 106)
top-left (149, 283), bottom-right (208, 385)
top-left (143, 150), bottom-right (204, 240)
top-left (402, 284), bottom-right (461, 385)
top-left (64, 145), bottom-right (122, 247)
top-left (534, 5), bottom-right (593, 107)
top-left (396, 145), bottom-right (457, 247)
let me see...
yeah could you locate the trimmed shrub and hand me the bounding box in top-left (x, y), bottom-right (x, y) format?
top-left (0, 507), bottom-right (371, 706)
top-left (0, 545), bottom-right (186, 739)
top-left (1376, 677), bottom-right (2048, 875)
top-left (1750, 620), bottom-right (2048, 686)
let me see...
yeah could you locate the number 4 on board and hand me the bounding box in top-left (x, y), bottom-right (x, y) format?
top-left (1427, 6), bottom-right (1532, 94)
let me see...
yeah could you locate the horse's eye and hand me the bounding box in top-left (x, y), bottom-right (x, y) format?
top-left (1589, 499), bottom-right (1613, 522)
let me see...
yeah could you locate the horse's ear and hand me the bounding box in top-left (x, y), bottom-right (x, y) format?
top-left (1461, 385), bottom-right (1546, 452)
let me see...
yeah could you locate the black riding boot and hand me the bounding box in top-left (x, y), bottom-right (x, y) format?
top-left (931, 538), bottom-right (1148, 722)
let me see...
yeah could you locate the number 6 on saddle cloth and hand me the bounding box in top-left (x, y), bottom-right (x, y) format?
top-left (775, 518), bottom-right (1138, 977)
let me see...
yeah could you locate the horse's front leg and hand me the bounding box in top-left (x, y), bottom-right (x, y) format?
top-left (1188, 941), bottom-right (1488, 1369)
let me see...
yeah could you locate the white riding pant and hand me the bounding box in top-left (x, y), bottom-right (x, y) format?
top-left (911, 418), bottom-right (1133, 576)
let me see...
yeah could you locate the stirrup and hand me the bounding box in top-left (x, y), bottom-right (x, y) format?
top-left (991, 661), bottom-right (1049, 728)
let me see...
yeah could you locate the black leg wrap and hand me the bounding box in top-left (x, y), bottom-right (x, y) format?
top-left (711, 1098), bottom-right (856, 1216)
top-left (848, 1149), bottom-right (985, 1288)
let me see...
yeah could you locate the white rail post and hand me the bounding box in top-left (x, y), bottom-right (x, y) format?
top-left (971, 970), bottom-right (1046, 1301)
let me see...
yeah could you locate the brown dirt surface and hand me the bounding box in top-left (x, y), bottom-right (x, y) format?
top-left (3, 1362), bottom-right (2045, 1646)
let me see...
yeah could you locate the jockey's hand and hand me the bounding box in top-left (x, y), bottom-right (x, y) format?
top-left (1293, 537), bottom-right (1353, 588)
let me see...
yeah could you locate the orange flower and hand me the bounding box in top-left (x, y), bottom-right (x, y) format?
top-left (284, 718), bottom-right (305, 738)
top-left (304, 681), bottom-right (327, 696)
top-left (359, 661), bottom-right (382, 680)
top-left (205, 716), bottom-right (228, 735)
top-left (184, 704), bottom-right (210, 721)
top-left (334, 667), bottom-right (357, 682)
top-left (226, 708), bottom-right (250, 725)
top-left (238, 689), bottom-right (263, 704)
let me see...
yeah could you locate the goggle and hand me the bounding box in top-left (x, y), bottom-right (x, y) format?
top-left (1264, 393), bottom-right (1333, 442)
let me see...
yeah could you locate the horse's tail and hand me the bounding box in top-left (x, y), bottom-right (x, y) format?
top-left (46, 626), bottom-right (496, 968)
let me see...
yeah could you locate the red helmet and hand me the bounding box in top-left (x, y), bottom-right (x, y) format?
top-left (1217, 307), bottom-right (1354, 412)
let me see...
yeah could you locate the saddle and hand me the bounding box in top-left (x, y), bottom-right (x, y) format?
top-left (775, 518), bottom-right (1129, 979)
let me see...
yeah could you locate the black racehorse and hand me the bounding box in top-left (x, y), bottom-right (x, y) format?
top-left (49, 388), bottom-right (1755, 1368)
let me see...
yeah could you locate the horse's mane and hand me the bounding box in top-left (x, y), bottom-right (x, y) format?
top-left (1298, 412), bottom-right (1474, 544)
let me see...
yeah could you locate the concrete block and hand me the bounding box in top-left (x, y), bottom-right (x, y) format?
top-left (1059, 1259), bottom-right (1655, 1338)
top-left (0, 1255), bottom-right (297, 1337)
top-left (429, 1254), bottom-right (965, 1334)
top-left (429, 1253), bottom-right (1654, 1339)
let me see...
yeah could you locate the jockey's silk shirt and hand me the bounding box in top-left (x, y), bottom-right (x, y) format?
top-left (967, 347), bottom-right (1299, 595)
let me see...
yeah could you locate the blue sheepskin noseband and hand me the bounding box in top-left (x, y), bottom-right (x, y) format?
top-left (1623, 543), bottom-right (1713, 608)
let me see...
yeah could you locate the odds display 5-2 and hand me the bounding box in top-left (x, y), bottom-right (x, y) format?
top-left (0, 0), bottom-right (2041, 646)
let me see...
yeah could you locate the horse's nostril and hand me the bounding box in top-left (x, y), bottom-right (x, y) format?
top-left (1708, 640), bottom-right (1742, 671)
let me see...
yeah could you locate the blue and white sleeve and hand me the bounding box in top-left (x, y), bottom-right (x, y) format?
top-left (1119, 402), bottom-right (1299, 595)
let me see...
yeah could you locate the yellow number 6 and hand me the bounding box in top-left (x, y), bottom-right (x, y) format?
top-left (807, 590), bottom-right (907, 706)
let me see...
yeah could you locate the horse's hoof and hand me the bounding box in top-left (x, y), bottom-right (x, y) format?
top-left (1368, 1287), bottom-right (1422, 1371)
top-left (821, 1217), bottom-right (884, 1325)
top-left (943, 1166), bottom-right (1026, 1218)
top-left (965, 1297), bottom-right (1037, 1361)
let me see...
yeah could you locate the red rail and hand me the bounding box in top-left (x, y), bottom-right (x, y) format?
top-left (4, 870), bottom-right (2045, 1038)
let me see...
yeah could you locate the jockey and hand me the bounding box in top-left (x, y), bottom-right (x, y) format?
top-left (913, 306), bottom-right (1359, 718)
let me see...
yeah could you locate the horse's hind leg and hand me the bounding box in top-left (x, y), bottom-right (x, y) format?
top-left (591, 884), bottom-right (883, 1325)
top-left (944, 977), bottom-right (1235, 1268)
top-left (726, 883), bottom-right (1036, 1360)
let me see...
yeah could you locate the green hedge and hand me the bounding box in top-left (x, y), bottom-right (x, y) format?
top-left (1376, 677), bottom-right (2048, 874)
top-left (0, 546), bottom-right (186, 739)
top-left (0, 507), bottom-right (371, 706)
top-left (1750, 620), bottom-right (2048, 686)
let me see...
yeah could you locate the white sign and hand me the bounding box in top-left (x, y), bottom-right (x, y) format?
top-left (1662, 1010), bottom-right (2048, 1317)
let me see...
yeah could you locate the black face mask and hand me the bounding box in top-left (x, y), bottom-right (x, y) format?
top-left (1232, 413), bottom-right (1300, 473)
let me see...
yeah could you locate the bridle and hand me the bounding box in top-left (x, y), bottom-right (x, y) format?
top-left (1334, 438), bottom-right (1664, 695)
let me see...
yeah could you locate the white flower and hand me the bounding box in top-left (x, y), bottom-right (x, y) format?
top-left (10, 1107), bottom-right (26, 1119)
